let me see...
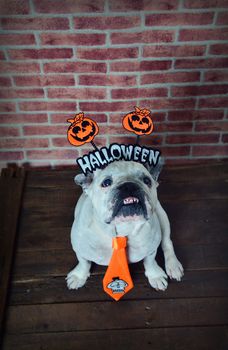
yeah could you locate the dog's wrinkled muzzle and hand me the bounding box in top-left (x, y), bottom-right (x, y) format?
top-left (111, 182), bottom-right (148, 221)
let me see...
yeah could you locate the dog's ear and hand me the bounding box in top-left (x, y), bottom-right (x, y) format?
top-left (74, 172), bottom-right (93, 191)
top-left (146, 157), bottom-right (164, 181)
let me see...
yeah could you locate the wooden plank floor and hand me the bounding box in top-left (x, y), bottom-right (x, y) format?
top-left (2, 162), bottom-right (228, 350)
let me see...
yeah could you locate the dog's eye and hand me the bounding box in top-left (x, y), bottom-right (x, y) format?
top-left (101, 177), bottom-right (112, 188)
top-left (143, 176), bottom-right (152, 187)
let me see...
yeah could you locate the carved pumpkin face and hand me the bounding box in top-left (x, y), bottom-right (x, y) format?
top-left (122, 106), bottom-right (153, 136)
top-left (67, 113), bottom-right (99, 146)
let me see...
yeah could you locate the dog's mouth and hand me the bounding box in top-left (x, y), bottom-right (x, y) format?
top-left (111, 194), bottom-right (147, 222)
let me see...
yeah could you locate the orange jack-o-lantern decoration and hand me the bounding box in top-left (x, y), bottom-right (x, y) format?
top-left (67, 112), bottom-right (99, 146)
top-left (122, 106), bottom-right (153, 136)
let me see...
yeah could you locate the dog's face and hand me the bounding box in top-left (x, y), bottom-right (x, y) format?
top-left (75, 161), bottom-right (160, 225)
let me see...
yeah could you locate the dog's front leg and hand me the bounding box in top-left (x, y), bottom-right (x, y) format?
top-left (66, 255), bottom-right (91, 290)
top-left (156, 201), bottom-right (184, 281)
top-left (144, 251), bottom-right (168, 291)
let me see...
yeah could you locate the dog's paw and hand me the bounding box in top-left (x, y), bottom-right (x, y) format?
top-left (148, 275), bottom-right (168, 291)
top-left (66, 269), bottom-right (88, 290)
top-left (146, 266), bottom-right (168, 291)
top-left (66, 274), bottom-right (86, 290)
top-left (165, 256), bottom-right (184, 281)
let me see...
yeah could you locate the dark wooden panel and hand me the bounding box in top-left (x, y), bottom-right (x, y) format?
top-left (11, 243), bottom-right (228, 279)
top-left (8, 270), bottom-right (228, 305)
top-left (5, 298), bottom-right (228, 334)
top-left (0, 168), bottom-right (25, 335)
top-left (13, 162), bottom-right (228, 252)
top-left (15, 199), bottom-right (228, 251)
top-left (3, 162), bottom-right (228, 350)
top-left (18, 162), bottom-right (228, 214)
top-left (24, 162), bottom-right (228, 186)
top-left (3, 326), bottom-right (228, 350)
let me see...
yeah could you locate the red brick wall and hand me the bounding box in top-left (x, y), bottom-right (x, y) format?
top-left (0, 0), bottom-right (228, 169)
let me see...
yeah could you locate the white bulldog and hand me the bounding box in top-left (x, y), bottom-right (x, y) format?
top-left (66, 160), bottom-right (184, 292)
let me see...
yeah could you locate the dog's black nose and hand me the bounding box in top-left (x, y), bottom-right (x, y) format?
top-left (117, 182), bottom-right (140, 196)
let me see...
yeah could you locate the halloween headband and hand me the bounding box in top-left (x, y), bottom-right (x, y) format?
top-left (67, 106), bottom-right (160, 174)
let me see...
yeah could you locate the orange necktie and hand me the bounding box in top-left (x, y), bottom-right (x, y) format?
top-left (103, 236), bottom-right (134, 301)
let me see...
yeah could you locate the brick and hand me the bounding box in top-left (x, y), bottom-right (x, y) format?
top-left (44, 61), bottom-right (107, 74)
top-left (222, 134), bottom-right (228, 142)
top-left (146, 12), bottom-right (213, 26)
top-left (47, 87), bottom-right (106, 99)
top-left (110, 133), bottom-right (163, 147)
top-left (192, 145), bottom-right (228, 156)
top-left (175, 58), bottom-right (228, 69)
top-left (0, 34), bottom-right (35, 46)
top-left (111, 87), bottom-right (168, 99)
top-left (52, 137), bottom-right (72, 147)
top-left (0, 126), bottom-right (19, 137)
top-left (195, 121), bottom-right (228, 132)
top-left (14, 75), bottom-right (75, 87)
top-left (53, 136), bottom-right (105, 148)
top-left (109, 0), bottom-right (178, 11)
top-left (111, 30), bottom-right (174, 44)
top-left (109, 135), bottom-right (138, 145)
top-left (40, 33), bottom-right (105, 46)
top-left (199, 97), bottom-right (228, 108)
top-left (0, 88), bottom-right (44, 99)
top-left (110, 135), bottom-right (163, 147)
top-left (51, 113), bottom-right (73, 124)
top-left (166, 134), bottom-right (219, 144)
top-left (0, 77), bottom-right (11, 86)
top-left (143, 45), bottom-right (205, 58)
top-left (0, 62), bottom-right (40, 73)
top-left (0, 51), bottom-right (6, 60)
top-left (165, 158), bottom-right (206, 165)
top-left (99, 124), bottom-right (131, 135)
top-left (34, 0), bottom-right (104, 13)
top-left (74, 16), bottom-right (140, 30)
top-left (0, 113), bottom-right (48, 123)
top-left (171, 84), bottom-right (228, 97)
top-left (144, 135), bottom-right (164, 147)
top-left (160, 146), bottom-right (190, 157)
top-left (110, 60), bottom-right (172, 72)
top-left (79, 101), bottom-right (135, 112)
top-left (19, 101), bottom-right (76, 112)
top-left (109, 61), bottom-right (139, 72)
top-left (141, 71), bottom-right (200, 85)
top-left (168, 110), bottom-right (224, 121)
top-left (77, 48), bottom-right (138, 60)
top-left (1, 17), bottom-right (70, 30)
top-left (140, 98), bottom-right (196, 110)
top-left (0, 0), bottom-right (29, 14)
top-left (79, 74), bottom-right (137, 87)
top-left (0, 102), bottom-right (16, 112)
top-left (184, 0), bottom-right (228, 8)
top-left (179, 28), bottom-right (228, 41)
top-left (141, 60), bottom-right (173, 72)
top-left (0, 138), bottom-right (49, 149)
top-left (0, 151), bottom-right (24, 161)
top-left (8, 49), bottom-right (73, 60)
top-left (26, 149), bottom-right (78, 160)
top-left (216, 12), bottom-right (228, 25)
top-left (155, 122), bottom-right (193, 133)
top-left (209, 44), bottom-right (228, 55)
top-left (204, 70), bottom-right (228, 82)
top-left (52, 113), bottom-right (107, 124)
top-left (23, 125), bottom-right (65, 136)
